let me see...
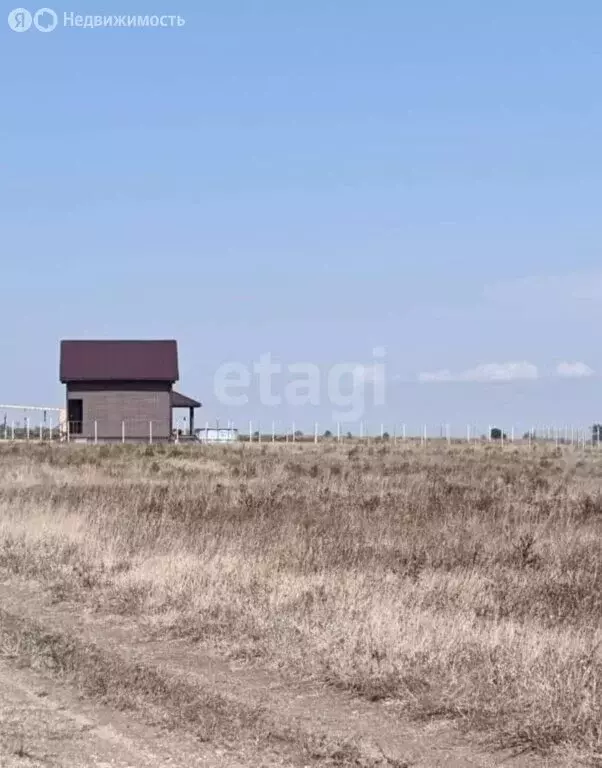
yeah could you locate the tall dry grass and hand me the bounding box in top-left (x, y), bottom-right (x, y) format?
top-left (0, 441), bottom-right (600, 761)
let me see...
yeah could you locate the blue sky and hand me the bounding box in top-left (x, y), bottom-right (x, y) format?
top-left (2, 1), bottom-right (602, 434)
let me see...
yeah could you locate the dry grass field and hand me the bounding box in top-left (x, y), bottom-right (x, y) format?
top-left (0, 440), bottom-right (601, 766)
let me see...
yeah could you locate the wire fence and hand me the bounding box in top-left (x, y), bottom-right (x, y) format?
top-left (235, 422), bottom-right (602, 449)
top-left (1, 416), bottom-right (602, 449)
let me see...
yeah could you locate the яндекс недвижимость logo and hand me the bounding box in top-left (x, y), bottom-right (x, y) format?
top-left (7, 8), bottom-right (186, 31)
top-left (8, 7), bottom-right (58, 31)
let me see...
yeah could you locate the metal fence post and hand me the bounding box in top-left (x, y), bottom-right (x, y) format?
top-left (149, 421), bottom-right (153, 445)
top-left (121, 421), bottom-right (125, 444)
top-left (94, 421), bottom-right (98, 445)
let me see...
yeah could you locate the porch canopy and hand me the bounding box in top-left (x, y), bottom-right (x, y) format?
top-left (170, 391), bottom-right (202, 435)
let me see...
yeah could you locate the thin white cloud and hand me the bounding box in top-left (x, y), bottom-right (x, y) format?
top-left (483, 272), bottom-right (602, 306)
top-left (417, 369), bottom-right (454, 383)
top-left (556, 362), bottom-right (594, 378)
top-left (418, 361), bottom-right (538, 384)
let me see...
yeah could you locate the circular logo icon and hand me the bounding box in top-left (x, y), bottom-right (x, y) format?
top-left (8, 8), bottom-right (32, 31)
top-left (33, 7), bottom-right (57, 32)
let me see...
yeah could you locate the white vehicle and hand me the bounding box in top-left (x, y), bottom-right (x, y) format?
top-left (195, 427), bottom-right (239, 444)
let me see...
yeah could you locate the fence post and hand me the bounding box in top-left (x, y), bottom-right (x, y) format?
top-left (337, 422), bottom-right (341, 442)
top-left (314, 422), bottom-right (318, 444)
top-left (249, 420), bottom-right (253, 443)
top-left (292, 422), bottom-right (296, 442)
top-left (272, 421), bottom-right (275, 443)
top-left (121, 421), bottom-right (125, 444)
top-left (149, 421), bottom-right (153, 445)
top-left (66, 421), bottom-right (70, 443)
top-left (26, 418), bottom-right (30, 441)
top-left (94, 421), bottom-right (98, 445)
top-left (39, 423), bottom-right (42, 441)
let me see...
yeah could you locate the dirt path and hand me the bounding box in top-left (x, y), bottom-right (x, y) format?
top-left (0, 576), bottom-right (567, 768)
top-left (0, 659), bottom-right (269, 767)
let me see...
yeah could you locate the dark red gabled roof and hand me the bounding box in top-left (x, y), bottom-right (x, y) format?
top-left (60, 340), bottom-right (179, 383)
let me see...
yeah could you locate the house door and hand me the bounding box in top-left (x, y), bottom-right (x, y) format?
top-left (67, 399), bottom-right (83, 434)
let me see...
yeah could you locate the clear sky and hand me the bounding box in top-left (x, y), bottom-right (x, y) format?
top-left (2, 1), bottom-right (602, 435)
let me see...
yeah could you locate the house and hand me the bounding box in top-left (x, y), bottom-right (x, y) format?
top-left (59, 340), bottom-right (201, 442)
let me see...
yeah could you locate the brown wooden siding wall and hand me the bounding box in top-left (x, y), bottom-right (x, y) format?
top-left (67, 381), bottom-right (171, 440)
